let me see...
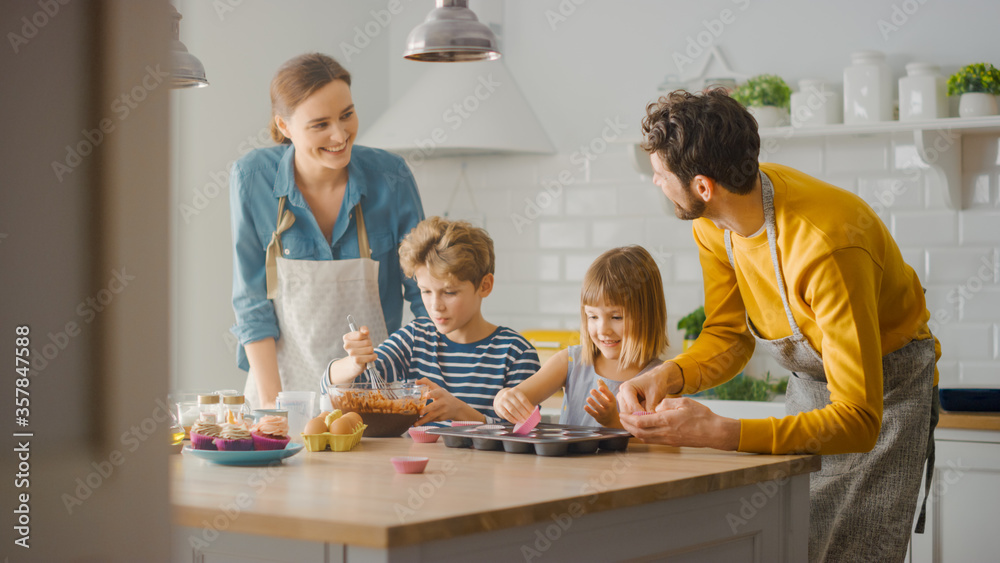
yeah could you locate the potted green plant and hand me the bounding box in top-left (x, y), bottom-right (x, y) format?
top-left (676, 306), bottom-right (706, 351)
top-left (731, 74), bottom-right (792, 128)
top-left (947, 62), bottom-right (1000, 118)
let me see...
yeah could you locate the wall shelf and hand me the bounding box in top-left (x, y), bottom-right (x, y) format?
top-left (625, 115), bottom-right (1000, 210)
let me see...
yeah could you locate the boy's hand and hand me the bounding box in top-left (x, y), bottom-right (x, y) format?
top-left (414, 378), bottom-right (484, 425)
top-left (493, 387), bottom-right (535, 424)
top-left (584, 380), bottom-right (621, 428)
top-left (342, 326), bottom-right (376, 375)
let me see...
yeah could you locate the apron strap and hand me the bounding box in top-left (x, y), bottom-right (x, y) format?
top-left (914, 385), bottom-right (939, 534)
top-left (355, 203), bottom-right (372, 259)
top-left (265, 196), bottom-right (296, 299)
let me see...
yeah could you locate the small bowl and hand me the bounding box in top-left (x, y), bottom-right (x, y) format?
top-left (408, 427), bottom-right (439, 443)
top-left (391, 456), bottom-right (429, 474)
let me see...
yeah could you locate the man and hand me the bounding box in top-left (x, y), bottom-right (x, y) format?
top-left (617, 89), bottom-right (939, 563)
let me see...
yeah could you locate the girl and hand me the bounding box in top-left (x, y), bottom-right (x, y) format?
top-left (494, 246), bottom-right (669, 428)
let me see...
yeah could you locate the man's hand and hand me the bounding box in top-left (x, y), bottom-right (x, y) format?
top-left (616, 361), bottom-right (684, 414)
top-left (619, 397), bottom-right (740, 451)
top-left (414, 377), bottom-right (484, 425)
top-left (584, 380), bottom-right (620, 428)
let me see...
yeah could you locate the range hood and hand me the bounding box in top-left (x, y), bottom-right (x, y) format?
top-left (359, 60), bottom-right (555, 157)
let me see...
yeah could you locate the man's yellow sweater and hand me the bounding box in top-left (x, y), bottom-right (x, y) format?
top-left (673, 163), bottom-right (940, 455)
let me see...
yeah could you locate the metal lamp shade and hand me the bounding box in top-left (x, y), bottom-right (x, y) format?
top-left (404, 0), bottom-right (500, 62)
top-left (169, 5), bottom-right (208, 88)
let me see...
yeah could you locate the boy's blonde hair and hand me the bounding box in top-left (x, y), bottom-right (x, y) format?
top-left (579, 246), bottom-right (668, 369)
top-left (399, 217), bottom-right (495, 285)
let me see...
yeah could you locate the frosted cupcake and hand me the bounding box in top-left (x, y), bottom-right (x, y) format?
top-left (250, 415), bottom-right (290, 450)
top-left (189, 420), bottom-right (222, 450)
top-left (214, 423), bottom-right (254, 451)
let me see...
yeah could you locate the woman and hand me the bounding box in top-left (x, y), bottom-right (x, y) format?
top-left (229, 53), bottom-right (427, 409)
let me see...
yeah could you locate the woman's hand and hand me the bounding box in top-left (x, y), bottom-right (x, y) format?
top-left (493, 387), bottom-right (535, 424)
top-left (342, 326), bottom-right (377, 376)
top-left (618, 397), bottom-right (740, 451)
top-left (616, 361), bottom-right (684, 414)
top-left (414, 378), bottom-right (484, 425)
top-left (584, 380), bottom-right (621, 428)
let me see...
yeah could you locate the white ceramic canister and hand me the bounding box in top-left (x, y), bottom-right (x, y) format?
top-left (899, 62), bottom-right (948, 121)
top-left (791, 79), bottom-right (842, 127)
top-left (843, 50), bottom-right (894, 123)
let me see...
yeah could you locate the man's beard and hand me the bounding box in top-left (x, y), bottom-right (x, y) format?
top-left (672, 186), bottom-right (706, 220)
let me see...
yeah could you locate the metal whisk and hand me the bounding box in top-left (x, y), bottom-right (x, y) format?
top-left (346, 315), bottom-right (397, 399)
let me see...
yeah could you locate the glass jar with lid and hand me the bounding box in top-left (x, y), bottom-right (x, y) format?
top-left (196, 393), bottom-right (223, 423)
top-left (221, 394), bottom-right (252, 425)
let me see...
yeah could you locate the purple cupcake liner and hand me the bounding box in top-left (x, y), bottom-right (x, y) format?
top-left (214, 437), bottom-right (254, 451)
top-left (189, 431), bottom-right (218, 450)
top-left (252, 433), bottom-right (290, 451)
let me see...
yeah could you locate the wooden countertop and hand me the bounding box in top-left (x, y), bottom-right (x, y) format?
top-left (171, 438), bottom-right (818, 549)
top-left (938, 411), bottom-right (1000, 431)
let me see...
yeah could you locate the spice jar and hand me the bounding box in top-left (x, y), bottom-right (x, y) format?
top-left (843, 50), bottom-right (893, 123)
top-left (197, 393), bottom-right (223, 423)
top-left (222, 394), bottom-right (252, 425)
top-left (791, 79), bottom-right (842, 127)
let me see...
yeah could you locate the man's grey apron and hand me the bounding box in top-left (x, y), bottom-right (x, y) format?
top-left (723, 172), bottom-right (937, 563)
top-left (243, 196), bottom-right (389, 410)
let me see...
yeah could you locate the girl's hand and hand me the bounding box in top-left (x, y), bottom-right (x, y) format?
top-left (342, 326), bottom-right (376, 375)
top-left (493, 387), bottom-right (535, 424)
top-left (584, 380), bottom-right (621, 428)
top-left (414, 378), bottom-right (484, 426)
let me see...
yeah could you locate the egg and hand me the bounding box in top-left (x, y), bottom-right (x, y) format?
top-left (328, 415), bottom-right (357, 435)
top-left (339, 411), bottom-right (363, 429)
top-left (303, 415), bottom-right (329, 435)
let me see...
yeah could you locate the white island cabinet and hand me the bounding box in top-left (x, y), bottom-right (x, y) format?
top-left (910, 414), bottom-right (1000, 563)
top-left (171, 436), bottom-right (817, 563)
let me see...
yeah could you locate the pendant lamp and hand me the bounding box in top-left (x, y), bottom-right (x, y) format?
top-left (403, 0), bottom-right (501, 62)
top-left (169, 4), bottom-right (208, 88)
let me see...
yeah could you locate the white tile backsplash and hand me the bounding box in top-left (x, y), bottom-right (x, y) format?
top-left (891, 211), bottom-right (958, 246)
top-left (565, 186), bottom-right (618, 215)
top-left (926, 248), bottom-right (997, 284)
top-left (418, 131), bottom-right (1000, 389)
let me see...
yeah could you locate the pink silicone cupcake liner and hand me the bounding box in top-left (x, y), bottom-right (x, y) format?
top-left (407, 427), bottom-right (439, 443)
top-left (214, 437), bottom-right (254, 451)
top-left (512, 406), bottom-right (541, 435)
top-left (252, 433), bottom-right (290, 451)
top-left (391, 456), bottom-right (429, 474)
top-left (189, 431), bottom-right (218, 451)
top-left (450, 420), bottom-right (483, 427)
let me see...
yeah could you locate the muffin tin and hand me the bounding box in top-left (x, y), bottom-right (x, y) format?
top-left (425, 423), bottom-right (631, 457)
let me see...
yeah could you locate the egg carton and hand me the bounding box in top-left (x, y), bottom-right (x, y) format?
top-left (425, 423), bottom-right (631, 457)
top-left (300, 424), bottom-right (366, 452)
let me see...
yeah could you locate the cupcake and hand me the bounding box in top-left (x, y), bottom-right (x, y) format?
top-left (214, 423), bottom-right (254, 451)
top-left (250, 415), bottom-right (290, 450)
top-left (189, 420), bottom-right (222, 450)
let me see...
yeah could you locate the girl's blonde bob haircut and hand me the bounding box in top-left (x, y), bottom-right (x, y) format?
top-left (399, 216), bottom-right (494, 285)
top-left (579, 246), bottom-right (668, 369)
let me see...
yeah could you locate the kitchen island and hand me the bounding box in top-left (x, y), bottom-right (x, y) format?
top-left (171, 437), bottom-right (818, 562)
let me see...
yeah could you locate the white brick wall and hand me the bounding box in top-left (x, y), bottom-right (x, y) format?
top-left (418, 134), bottom-right (1000, 389)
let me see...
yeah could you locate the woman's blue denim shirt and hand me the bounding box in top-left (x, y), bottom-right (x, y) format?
top-left (229, 143), bottom-right (427, 371)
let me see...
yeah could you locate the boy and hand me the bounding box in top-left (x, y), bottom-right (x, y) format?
top-left (322, 216), bottom-right (540, 425)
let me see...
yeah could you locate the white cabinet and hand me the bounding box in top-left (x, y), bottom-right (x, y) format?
top-left (910, 428), bottom-right (1000, 563)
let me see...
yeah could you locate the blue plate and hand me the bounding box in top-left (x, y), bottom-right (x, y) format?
top-left (182, 442), bottom-right (304, 466)
top-left (939, 388), bottom-right (1000, 412)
